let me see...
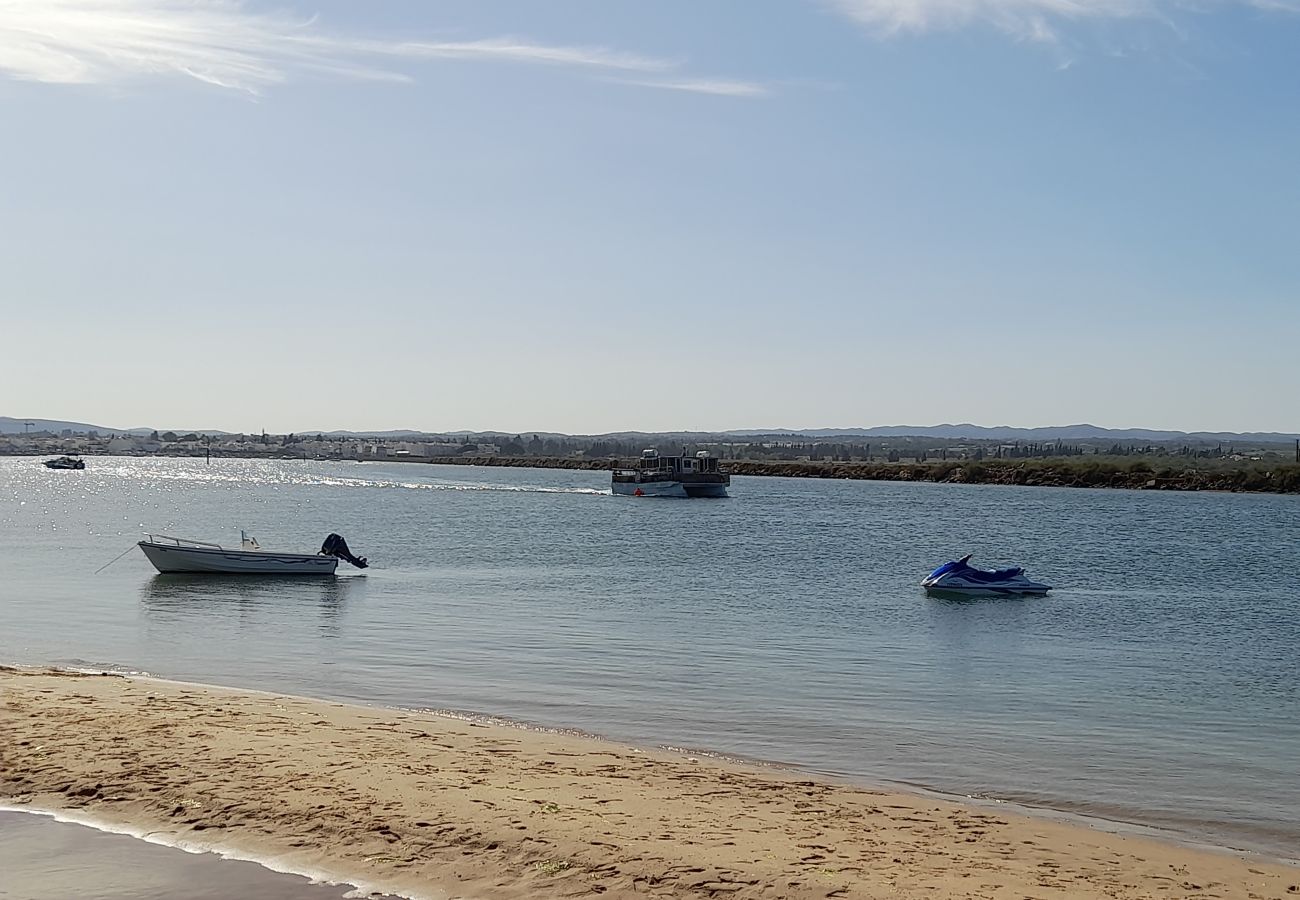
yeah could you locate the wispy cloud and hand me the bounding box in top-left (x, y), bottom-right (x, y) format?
top-left (611, 77), bottom-right (770, 98)
top-left (0, 0), bottom-right (764, 96)
top-left (826, 0), bottom-right (1300, 42)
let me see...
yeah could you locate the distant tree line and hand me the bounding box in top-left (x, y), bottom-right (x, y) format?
top-left (37, 429), bottom-right (1286, 466)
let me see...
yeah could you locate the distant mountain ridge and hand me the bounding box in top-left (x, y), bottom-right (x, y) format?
top-left (4, 417), bottom-right (1296, 444)
top-left (725, 424), bottom-right (1300, 443)
top-left (0, 417), bottom-right (224, 436)
top-left (0, 416), bottom-right (134, 435)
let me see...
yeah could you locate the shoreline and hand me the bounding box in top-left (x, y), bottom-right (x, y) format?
top-left (397, 703), bottom-right (1296, 867)
top-left (31, 665), bottom-right (1297, 866)
top-left (0, 807), bottom-right (382, 899)
top-left (12, 451), bottom-right (1300, 495)
top-left (392, 455), bottom-right (1300, 494)
top-left (3, 668), bottom-right (1295, 900)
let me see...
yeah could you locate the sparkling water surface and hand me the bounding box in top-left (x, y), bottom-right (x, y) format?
top-left (1, 456), bottom-right (1296, 858)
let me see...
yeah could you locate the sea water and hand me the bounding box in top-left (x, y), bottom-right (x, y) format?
top-left (1, 456), bottom-right (1296, 858)
top-left (0, 810), bottom-right (376, 899)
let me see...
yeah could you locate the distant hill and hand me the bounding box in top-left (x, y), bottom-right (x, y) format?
top-left (6, 417), bottom-right (1296, 444)
top-left (314, 429), bottom-right (439, 439)
top-left (0, 416), bottom-right (126, 435)
top-left (721, 424), bottom-right (1300, 444)
top-left (0, 417), bottom-right (227, 436)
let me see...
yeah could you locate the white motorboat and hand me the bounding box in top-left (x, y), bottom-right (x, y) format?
top-left (612, 449), bottom-right (730, 498)
top-left (137, 531), bottom-right (368, 575)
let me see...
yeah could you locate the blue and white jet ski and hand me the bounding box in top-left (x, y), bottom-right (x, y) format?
top-left (922, 554), bottom-right (1051, 596)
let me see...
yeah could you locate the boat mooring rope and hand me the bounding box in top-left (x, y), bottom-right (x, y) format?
top-left (94, 543), bottom-right (138, 575)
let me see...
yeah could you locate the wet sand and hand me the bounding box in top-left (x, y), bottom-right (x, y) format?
top-left (0, 810), bottom-right (381, 900)
top-left (1, 668), bottom-right (1296, 900)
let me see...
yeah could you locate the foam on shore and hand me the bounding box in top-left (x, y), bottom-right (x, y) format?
top-left (0, 808), bottom-right (396, 899)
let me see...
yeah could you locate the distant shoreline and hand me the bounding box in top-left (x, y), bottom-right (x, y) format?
top-left (368, 454), bottom-right (1300, 495)
top-left (10, 450), bottom-right (1300, 494)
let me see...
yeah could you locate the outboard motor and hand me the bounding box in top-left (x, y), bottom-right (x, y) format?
top-left (320, 533), bottom-right (369, 569)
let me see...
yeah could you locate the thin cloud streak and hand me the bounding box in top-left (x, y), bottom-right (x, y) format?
top-left (0, 0), bottom-right (763, 96)
top-left (383, 38), bottom-right (676, 73)
top-left (612, 77), bottom-right (770, 97)
top-left (827, 0), bottom-right (1300, 41)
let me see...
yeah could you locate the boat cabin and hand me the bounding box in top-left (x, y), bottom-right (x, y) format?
top-left (632, 448), bottom-right (723, 475)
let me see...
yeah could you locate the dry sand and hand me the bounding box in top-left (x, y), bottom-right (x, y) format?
top-left (1, 668), bottom-right (1295, 900)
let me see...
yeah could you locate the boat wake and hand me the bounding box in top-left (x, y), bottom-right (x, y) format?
top-left (294, 476), bottom-right (609, 497)
top-left (84, 464), bottom-right (606, 496)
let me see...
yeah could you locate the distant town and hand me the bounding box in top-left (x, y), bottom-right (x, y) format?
top-left (3, 429), bottom-right (510, 462)
top-left (3, 426), bottom-right (1295, 466)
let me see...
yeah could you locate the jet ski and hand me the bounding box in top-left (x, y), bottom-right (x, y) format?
top-left (922, 554), bottom-right (1051, 596)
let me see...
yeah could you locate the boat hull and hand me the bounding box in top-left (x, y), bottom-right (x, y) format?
top-left (682, 482), bottom-right (728, 498)
top-left (921, 576), bottom-right (1051, 596)
top-left (613, 480), bottom-right (685, 498)
top-left (611, 480), bottom-right (728, 498)
top-left (923, 584), bottom-right (1050, 597)
top-left (138, 542), bottom-right (338, 575)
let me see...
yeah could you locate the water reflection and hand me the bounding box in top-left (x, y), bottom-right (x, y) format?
top-left (140, 574), bottom-right (365, 636)
top-left (921, 588), bottom-right (1048, 606)
top-left (920, 588), bottom-right (1043, 662)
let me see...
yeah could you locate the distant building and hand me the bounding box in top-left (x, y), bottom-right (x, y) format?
top-left (418, 442), bottom-right (466, 457)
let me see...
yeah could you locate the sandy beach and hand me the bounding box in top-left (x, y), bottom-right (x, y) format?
top-left (1, 668), bottom-right (1295, 900)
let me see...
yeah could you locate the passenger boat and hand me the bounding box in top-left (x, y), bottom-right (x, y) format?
top-left (138, 532), bottom-right (368, 575)
top-left (612, 449), bottom-right (730, 498)
top-left (43, 456), bottom-right (85, 470)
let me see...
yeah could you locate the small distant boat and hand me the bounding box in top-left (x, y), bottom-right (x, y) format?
top-left (612, 449), bottom-right (730, 498)
top-left (43, 456), bottom-right (85, 470)
top-left (922, 554), bottom-right (1051, 596)
top-left (138, 531), bottom-right (369, 575)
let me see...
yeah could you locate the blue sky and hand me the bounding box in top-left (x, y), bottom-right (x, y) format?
top-left (2, 0), bottom-right (1297, 434)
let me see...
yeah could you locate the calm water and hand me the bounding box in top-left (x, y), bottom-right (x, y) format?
top-left (1, 456), bottom-right (1297, 858)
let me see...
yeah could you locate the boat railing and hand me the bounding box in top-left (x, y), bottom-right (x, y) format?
top-left (141, 533), bottom-right (224, 550)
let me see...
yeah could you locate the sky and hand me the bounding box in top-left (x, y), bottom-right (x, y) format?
top-left (1, 0), bottom-right (1297, 435)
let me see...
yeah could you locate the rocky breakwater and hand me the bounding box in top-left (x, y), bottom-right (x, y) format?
top-left (418, 455), bottom-right (1300, 494)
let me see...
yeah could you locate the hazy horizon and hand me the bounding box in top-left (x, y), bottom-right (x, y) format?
top-left (4, 1), bottom-right (1297, 434)
top-left (5, 413), bottom-right (1298, 440)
